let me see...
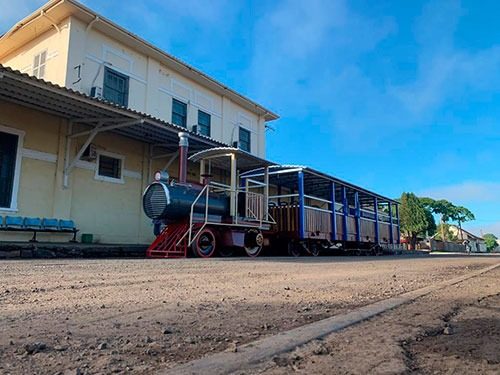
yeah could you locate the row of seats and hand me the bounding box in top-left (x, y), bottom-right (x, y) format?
top-left (0, 216), bottom-right (76, 231)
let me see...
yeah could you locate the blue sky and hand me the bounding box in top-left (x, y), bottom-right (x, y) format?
top-left (2, 0), bottom-right (499, 236)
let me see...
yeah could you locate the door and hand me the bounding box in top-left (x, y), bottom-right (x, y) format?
top-left (0, 131), bottom-right (19, 208)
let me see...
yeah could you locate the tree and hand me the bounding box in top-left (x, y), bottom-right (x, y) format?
top-left (420, 198), bottom-right (475, 241)
top-left (422, 208), bottom-right (437, 237)
top-left (449, 206), bottom-right (475, 240)
top-left (483, 233), bottom-right (498, 252)
top-left (400, 192), bottom-right (429, 250)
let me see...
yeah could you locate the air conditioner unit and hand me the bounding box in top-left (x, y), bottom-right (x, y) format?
top-left (81, 143), bottom-right (97, 161)
top-left (90, 86), bottom-right (103, 98)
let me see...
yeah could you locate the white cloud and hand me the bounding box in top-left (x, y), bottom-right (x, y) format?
top-left (390, 0), bottom-right (500, 116)
top-left (419, 181), bottom-right (500, 203)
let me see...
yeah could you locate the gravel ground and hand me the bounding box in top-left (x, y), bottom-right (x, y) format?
top-left (0, 255), bottom-right (498, 374)
top-left (253, 264), bottom-right (500, 375)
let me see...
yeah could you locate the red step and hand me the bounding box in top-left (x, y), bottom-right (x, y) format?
top-left (146, 222), bottom-right (189, 258)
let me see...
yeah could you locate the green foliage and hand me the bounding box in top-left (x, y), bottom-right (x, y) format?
top-left (400, 193), bottom-right (428, 234)
top-left (484, 233), bottom-right (498, 252)
top-left (422, 208), bottom-right (437, 236)
top-left (450, 206), bottom-right (475, 223)
top-left (434, 223), bottom-right (459, 242)
top-left (400, 192), bottom-right (429, 249)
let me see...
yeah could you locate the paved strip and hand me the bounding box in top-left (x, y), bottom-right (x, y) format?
top-left (164, 262), bottom-right (500, 375)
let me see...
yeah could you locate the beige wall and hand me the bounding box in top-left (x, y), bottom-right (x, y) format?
top-left (1, 15), bottom-right (267, 157)
top-left (0, 18), bottom-right (71, 85)
top-left (0, 100), bottom-right (196, 244)
top-left (67, 17), bottom-right (266, 157)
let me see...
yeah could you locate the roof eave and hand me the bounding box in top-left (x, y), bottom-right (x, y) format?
top-left (0, 0), bottom-right (279, 122)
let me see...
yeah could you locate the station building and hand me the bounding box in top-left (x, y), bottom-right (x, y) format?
top-left (0, 0), bottom-right (277, 244)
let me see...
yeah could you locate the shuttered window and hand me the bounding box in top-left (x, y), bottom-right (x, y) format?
top-left (172, 99), bottom-right (187, 127)
top-left (33, 51), bottom-right (47, 79)
top-left (197, 110), bottom-right (211, 137)
top-left (0, 131), bottom-right (19, 208)
top-left (239, 127), bottom-right (251, 152)
top-left (103, 67), bottom-right (129, 107)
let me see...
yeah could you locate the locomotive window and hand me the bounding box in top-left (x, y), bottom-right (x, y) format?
top-left (239, 127), bottom-right (251, 152)
top-left (96, 153), bottom-right (123, 183)
top-left (172, 98), bottom-right (187, 128)
top-left (197, 110), bottom-right (211, 137)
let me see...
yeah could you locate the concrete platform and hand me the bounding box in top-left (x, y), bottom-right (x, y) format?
top-left (0, 241), bottom-right (147, 259)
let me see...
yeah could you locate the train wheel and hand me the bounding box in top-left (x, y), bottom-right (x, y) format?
top-left (244, 229), bottom-right (264, 257)
top-left (192, 228), bottom-right (217, 258)
top-left (310, 243), bottom-right (320, 257)
top-left (288, 241), bottom-right (301, 257)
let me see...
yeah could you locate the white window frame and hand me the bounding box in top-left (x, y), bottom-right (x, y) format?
top-left (94, 150), bottom-right (125, 184)
top-left (0, 124), bottom-right (25, 212)
top-left (33, 50), bottom-right (48, 79)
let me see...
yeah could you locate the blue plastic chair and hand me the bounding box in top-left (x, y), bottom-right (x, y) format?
top-left (42, 218), bottom-right (59, 230)
top-left (23, 217), bottom-right (42, 229)
top-left (0, 216), bottom-right (3, 228)
top-left (5, 216), bottom-right (24, 229)
top-left (59, 219), bottom-right (76, 230)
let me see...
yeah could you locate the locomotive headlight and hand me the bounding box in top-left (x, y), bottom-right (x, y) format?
top-left (154, 170), bottom-right (169, 182)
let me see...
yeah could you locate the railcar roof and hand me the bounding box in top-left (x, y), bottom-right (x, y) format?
top-left (240, 165), bottom-right (398, 205)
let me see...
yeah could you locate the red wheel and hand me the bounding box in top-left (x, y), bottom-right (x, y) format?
top-left (192, 227), bottom-right (217, 258)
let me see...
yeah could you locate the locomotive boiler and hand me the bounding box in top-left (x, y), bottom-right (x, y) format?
top-left (142, 176), bottom-right (229, 223)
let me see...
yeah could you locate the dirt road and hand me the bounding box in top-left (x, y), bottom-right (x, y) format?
top-left (0, 255), bottom-right (498, 374)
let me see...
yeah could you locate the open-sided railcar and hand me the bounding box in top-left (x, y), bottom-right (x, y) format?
top-left (240, 166), bottom-right (400, 256)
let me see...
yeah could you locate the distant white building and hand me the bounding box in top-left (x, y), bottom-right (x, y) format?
top-left (448, 225), bottom-right (487, 253)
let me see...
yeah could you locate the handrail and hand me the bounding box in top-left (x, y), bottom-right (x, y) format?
top-left (176, 184), bottom-right (210, 247)
top-left (304, 205), bottom-right (332, 214)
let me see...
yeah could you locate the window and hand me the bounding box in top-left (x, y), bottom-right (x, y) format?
top-left (172, 98), bottom-right (187, 127)
top-left (197, 110), bottom-right (211, 137)
top-left (103, 67), bottom-right (129, 107)
top-left (96, 153), bottom-right (123, 182)
top-left (33, 51), bottom-right (47, 79)
top-left (0, 127), bottom-right (23, 210)
top-left (239, 127), bottom-right (251, 152)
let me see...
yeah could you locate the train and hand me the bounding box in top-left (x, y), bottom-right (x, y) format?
top-left (142, 132), bottom-right (401, 258)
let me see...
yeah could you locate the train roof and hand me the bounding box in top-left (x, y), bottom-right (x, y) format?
top-left (189, 147), bottom-right (278, 172)
top-left (240, 165), bottom-right (398, 205)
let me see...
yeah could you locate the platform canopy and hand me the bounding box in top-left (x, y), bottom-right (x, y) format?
top-left (0, 64), bottom-right (226, 154)
top-left (189, 147), bottom-right (277, 172)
